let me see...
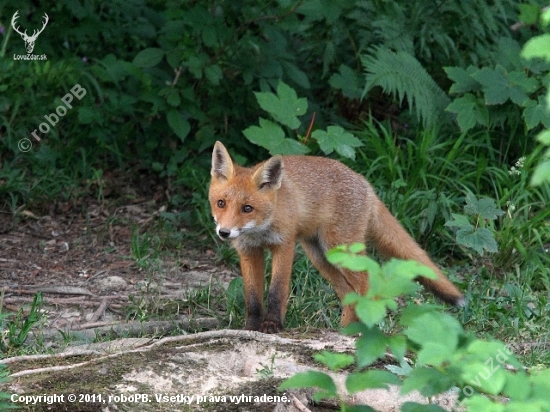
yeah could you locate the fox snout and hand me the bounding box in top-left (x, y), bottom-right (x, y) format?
top-left (217, 227), bottom-right (231, 239)
top-left (215, 224), bottom-right (243, 240)
top-left (215, 221), bottom-right (258, 240)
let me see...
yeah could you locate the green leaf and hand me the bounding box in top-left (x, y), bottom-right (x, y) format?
top-left (355, 298), bottom-right (391, 327)
top-left (133, 48), bottom-right (164, 68)
top-left (184, 56), bottom-right (204, 78)
top-left (243, 118), bottom-right (285, 147)
top-left (537, 130), bottom-right (550, 145)
top-left (380, 260), bottom-right (429, 295)
top-left (444, 213), bottom-right (473, 230)
top-left (348, 243), bottom-right (367, 254)
top-left (314, 351), bottom-right (354, 371)
top-left (531, 159), bottom-right (550, 186)
top-left (268, 138), bottom-right (311, 155)
top-left (282, 61), bottom-right (311, 89)
top-left (333, 254), bottom-right (376, 272)
top-left (355, 327), bottom-right (388, 368)
top-left (78, 107), bottom-right (95, 124)
top-left (312, 126), bottom-right (362, 160)
top-left (400, 304), bottom-right (441, 327)
top-left (519, 4), bottom-right (541, 25)
top-left (326, 246), bottom-right (380, 274)
top-left (462, 395), bottom-right (505, 412)
top-left (279, 371), bottom-right (337, 402)
top-left (347, 406), bottom-right (377, 412)
top-left (364, 260), bottom-right (422, 302)
top-left (472, 65), bottom-right (537, 105)
top-left (201, 25), bottom-right (218, 47)
top-left (163, 88), bottom-right (181, 107)
top-left (385, 259), bottom-right (437, 282)
top-left (460, 361), bottom-right (507, 395)
top-left (445, 66), bottom-right (479, 94)
top-left (530, 369), bottom-right (550, 399)
top-left (401, 402), bottom-right (448, 412)
top-left (204, 64), bottom-right (223, 85)
top-left (464, 193), bottom-right (505, 220)
top-left (329, 64), bottom-right (363, 98)
top-left (385, 359), bottom-right (413, 377)
top-left (504, 400), bottom-right (550, 412)
top-left (457, 227), bottom-right (499, 255)
top-left (523, 97), bottom-right (550, 130)
top-left (243, 118), bottom-right (309, 155)
top-left (507, 71), bottom-right (539, 100)
top-left (387, 335), bottom-right (407, 362)
top-left (522, 34), bottom-right (550, 62)
top-left (502, 372), bottom-right (530, 400)
top-left (254, 81), bottom-right (307, 129)
top-left (342, 292), bottom-right (362, 306)
top-left (346, 370), bottom-right (401, 394)
top-left (166, 110), bottom-right (190, 142)
top-left (323, 41), bottom-right (335, 78)
top-left (543, 7), bottom-right (550, 26)
top-left (405, 312), bottom-right (461, 365)
top-left (401, 367), bottom-right (455, 396)
top-left (445, 94), bottom-right (489, 132)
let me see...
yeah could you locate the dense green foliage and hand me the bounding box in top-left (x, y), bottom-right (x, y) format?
top-left (0, 0), bottom-right (549, 406)
top-left (1, 0), bottom-right (549, 188)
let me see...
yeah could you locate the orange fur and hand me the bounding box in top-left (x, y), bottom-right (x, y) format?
top-left (209, 141), bottom-right (463, 333)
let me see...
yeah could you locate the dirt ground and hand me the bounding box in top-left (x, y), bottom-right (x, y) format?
top-left (2, 329), bottom-right (460, 412)
top-left (0, 182), bottom-right (460, 411)
top-left (0, 195), bottom-right (231, 343)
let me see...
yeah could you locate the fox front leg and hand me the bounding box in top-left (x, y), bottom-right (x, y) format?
top-left (260, 242), bottom-right (295, 333)
top-left (239, 248), bottom-right (265, 331)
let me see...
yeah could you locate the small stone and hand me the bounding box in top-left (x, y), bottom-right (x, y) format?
top-left (97, 276), bottom-right (127, 291)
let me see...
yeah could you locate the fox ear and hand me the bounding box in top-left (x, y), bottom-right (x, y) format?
top-left (253, 155), bottom-right (284, 190)
top-left (211, 141), bottom-right (235, 180)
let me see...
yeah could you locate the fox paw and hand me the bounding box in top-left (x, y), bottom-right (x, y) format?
top-left (259, 320), bottom-right (283, 334)
top-left (244, 316), bottom-right (262, 331)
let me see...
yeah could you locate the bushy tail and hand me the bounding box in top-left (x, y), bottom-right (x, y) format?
top-left (370, 198), bottom-right (464, 306)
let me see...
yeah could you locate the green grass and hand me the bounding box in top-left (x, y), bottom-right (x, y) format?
top-left (0, 292), bottom-right (45, 358)
top-left (277, 251), bottom-right (342, 330)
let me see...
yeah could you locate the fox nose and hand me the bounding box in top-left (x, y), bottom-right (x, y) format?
top-left (218, 228), bottom-right (231, 239)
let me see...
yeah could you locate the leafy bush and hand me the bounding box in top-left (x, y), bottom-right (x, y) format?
top-left (0, 0), bottom-right (534, 210)
top-left (445, 193), bottom-right (504, 257)
top-left (279, 245), bottom-right (550, 411)
top-left (243, 81), bottom-right (363, 158)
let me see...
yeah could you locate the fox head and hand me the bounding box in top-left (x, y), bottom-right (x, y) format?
top-left (209, 141), bottom-right (284, 241)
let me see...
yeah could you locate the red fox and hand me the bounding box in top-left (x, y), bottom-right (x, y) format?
top-left (209, 141), bottom-right (464, 333)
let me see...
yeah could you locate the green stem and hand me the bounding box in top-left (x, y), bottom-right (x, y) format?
top-left (0, 23), bottom-right (13, 58)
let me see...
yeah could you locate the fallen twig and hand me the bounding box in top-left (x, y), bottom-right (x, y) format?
top-left (88, 297), bottom-right (109, 323)
top-left (292, 395), bottom-right (313, 412)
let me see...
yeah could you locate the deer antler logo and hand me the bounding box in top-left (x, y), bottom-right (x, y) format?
top-left (11, 11), bottom-right (49, 54)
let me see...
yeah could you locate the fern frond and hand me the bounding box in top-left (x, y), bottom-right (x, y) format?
top-left (361, 48), bottom-right (450, 128)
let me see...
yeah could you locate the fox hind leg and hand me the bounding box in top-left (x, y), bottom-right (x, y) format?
top-left (301, 236), bottom-right (367, 327)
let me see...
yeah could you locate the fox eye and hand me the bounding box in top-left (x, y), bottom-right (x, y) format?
top-left (217, 199), bottom-right (225, 208)
top-left (242, 205), bottom-right (253, 213)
